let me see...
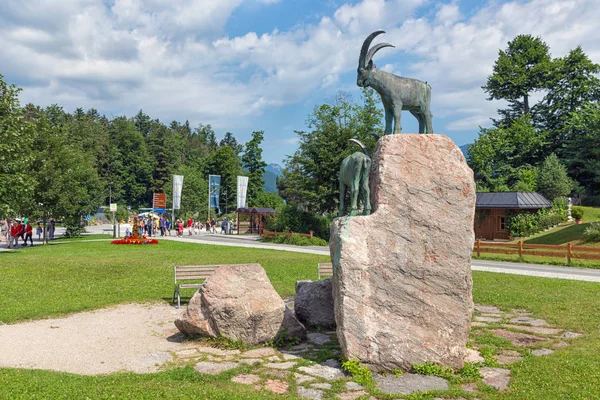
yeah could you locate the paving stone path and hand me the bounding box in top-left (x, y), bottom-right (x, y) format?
top-left (167, 303), bottom-right (583, 399)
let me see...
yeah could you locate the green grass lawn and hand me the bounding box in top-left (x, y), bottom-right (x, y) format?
top-left (0, 240), bottom-right (329, 324)
top-left (1, 240), bottom-right (599, 399)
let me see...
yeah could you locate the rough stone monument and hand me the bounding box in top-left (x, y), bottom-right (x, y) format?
top-left (330, 134), bottom-right (475, 371)
top-left (175, 264), bottom-right (307, 345)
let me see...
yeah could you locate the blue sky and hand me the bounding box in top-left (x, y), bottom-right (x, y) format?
top-left (1, 0), bottom-right (599, 165)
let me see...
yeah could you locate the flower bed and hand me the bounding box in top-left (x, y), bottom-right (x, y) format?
top-left (111, 236), bottom-right (158, 245)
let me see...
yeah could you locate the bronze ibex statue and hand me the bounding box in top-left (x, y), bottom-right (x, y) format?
top-left (339, 139), bottom-right (371, 217)
top-left (357, 30), bottom-right (433, 135)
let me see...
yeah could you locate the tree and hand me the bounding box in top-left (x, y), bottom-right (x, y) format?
top-left (147, 121), bottom-right (181, 193)
top-left (0, 74), bottom-right (35, 216)
top-left (242, 131), bottom-right (268, 206)
top-left (564, 102), bottom-right (600, 204)
top-left (254, 192), bottom-right (285, 210)
top-left (278, 90), bottom-right (382, 214)
top-left (467, 115), bottom-right (546, 191)
top-left (536, 153), bottom-right (572, 200)
top-left (108, 117), bottom-right (154, 208)
top-left (133, 110), bottom-right (152, 137)
top-left (196, 123), bottom-right (218, 153)
top-left (205, 145), bottom-right (243, 213)
top-left (164, 164), bottom-right (208, 219)
top-left (219, 132), bottom-right (243, 155)
top-left (29, 110), bottom-right (103, 232)
top-left (536, 46), bottom-right (600, 153)
top-left (483, 35), bottom-right (552, 117)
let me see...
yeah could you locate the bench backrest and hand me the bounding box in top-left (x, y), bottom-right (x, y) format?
top-left (174, 265), bottom-right (221, 284)
top-left (318, 262), bottom-right (333, 279)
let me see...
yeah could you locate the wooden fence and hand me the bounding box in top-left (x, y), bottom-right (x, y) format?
top-left (474, 240), bottom-right (600, 263)
top-left (262, 230), bottom-right (314, 239)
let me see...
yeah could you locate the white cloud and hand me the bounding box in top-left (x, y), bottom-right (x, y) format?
top-left (1, 0), bottom-right (599, 139)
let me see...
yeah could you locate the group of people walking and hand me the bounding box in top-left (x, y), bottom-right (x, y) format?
top-left (131, 215), bottom-right (235, 238)
top-left (1, 218), bottom-right (55, 248)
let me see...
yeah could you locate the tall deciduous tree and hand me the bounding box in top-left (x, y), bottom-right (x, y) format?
top-left (536, 153), bottom-right (572, 200)
top-left (108, 117), bottom-right (153, 208)
top-left (0, 74), bottom-right (34, 216)
top-left (242, 130), bottom-right (268, 206)
top-left (483, 35), bottom-right (552, 117)
top-left (278, 90), bottom-right (383, 214)
top-left (467, 115), bottom-right (545, 191)
top-left (29, 109), bottom-right (103, 232)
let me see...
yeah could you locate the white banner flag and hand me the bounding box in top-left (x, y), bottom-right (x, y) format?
top-left (237, 176), bottom-right (249, 209)
top-left (173, 175), bottom-right (184, 210)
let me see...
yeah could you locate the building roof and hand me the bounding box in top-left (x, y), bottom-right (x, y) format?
top-left (476, 192), bottom-right (552, 209)
top-left (236, 207), bottom-right (275, 214)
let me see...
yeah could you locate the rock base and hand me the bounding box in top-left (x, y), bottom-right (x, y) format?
top-left (330, 134), bottom-right (475, 370)
top-left (175, 264), bottom-right (306, 345)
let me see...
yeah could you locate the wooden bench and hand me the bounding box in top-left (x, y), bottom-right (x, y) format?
top-left (318, 262), bottom-right (333, 279)
top-left (172, 265), bottom-right (221, 308)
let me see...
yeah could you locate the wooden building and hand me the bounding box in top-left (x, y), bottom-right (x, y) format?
top-left (236, 207), bottom-right (275, 235)
top-left (474, 192), bottom-right (551, 240)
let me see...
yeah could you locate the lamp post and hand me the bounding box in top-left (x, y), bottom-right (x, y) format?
top-left (109, 181), bottom-right (116, 238)
top-left (39, 203), bottom-right (47, 245)
top-left (223, 187), bottom-right (228, 215)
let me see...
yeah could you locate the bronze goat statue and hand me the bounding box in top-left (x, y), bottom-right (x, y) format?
top-left (339, 139), bottom-right (371, 217)
top-left (357, 30), bottom-right (433, 135)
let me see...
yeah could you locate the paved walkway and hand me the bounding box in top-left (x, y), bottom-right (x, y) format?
top-left (156, 232), bottom-right (600, 283)
top-left (4, 224), bottom-right (600, 283)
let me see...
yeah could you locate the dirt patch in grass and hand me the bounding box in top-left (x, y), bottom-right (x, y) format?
top-left (0, 302), bottom-right (186, 375)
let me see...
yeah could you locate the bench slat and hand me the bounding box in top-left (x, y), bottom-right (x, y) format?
top-left (179, 283), bottom-right (204, 289)
top-left (175, 275), bottom-right (213, 280)
top-left (318, 263), bottom-right (333, 278)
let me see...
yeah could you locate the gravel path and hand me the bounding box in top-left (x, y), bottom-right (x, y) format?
top-left (0, 303), bottom-right (189, 375)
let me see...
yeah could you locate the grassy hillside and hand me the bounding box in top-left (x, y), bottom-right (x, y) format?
top-left (525, 206), bottom-right (600, 245)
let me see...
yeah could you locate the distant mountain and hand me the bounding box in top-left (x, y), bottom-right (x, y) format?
top-left (459, 144), bottom-right (470, 158)
top-left (265, 163), bottom-right (283, 177)
top-left (262, 163), bottom-right (282, 193)
top-left (263, 170), bottom-right (278, 193)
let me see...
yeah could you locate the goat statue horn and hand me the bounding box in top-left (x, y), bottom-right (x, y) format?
top-left (359, 30), bottom-right (386, 69)
top-left (349, 139), bottom-right (370, 158)
top-left (366, 42), bottom-right (395, 66)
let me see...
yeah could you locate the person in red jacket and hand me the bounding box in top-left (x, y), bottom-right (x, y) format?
top-left (10, 220), bottom-right (19, 248)
top-left (24, 222), bottom-right (33, 246)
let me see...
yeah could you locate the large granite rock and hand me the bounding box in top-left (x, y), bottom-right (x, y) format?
top-left (330, 134), bottom-right (475, 371)
top-left (294, 279), bottom-right (336, 329)
top-left (175, 264), bottom-right (307, 345)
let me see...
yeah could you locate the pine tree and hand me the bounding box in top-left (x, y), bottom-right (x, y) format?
top-left (242, 131), bottom-right (268, 206)
top-left (483, 35), bottom-right (552, 118)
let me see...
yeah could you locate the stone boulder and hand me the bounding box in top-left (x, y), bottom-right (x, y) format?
top-left (294, 279), bottom-right (336, 329)
top-left (175, 264), bottom-right (307, 345)
top-left (330, 134), bottom-right (475, 371)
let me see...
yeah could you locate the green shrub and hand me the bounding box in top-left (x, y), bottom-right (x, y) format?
top-left (583, 222), bottom-right (600, 242)
top-left (260, 233), bottom-right (328, 246)
top-left (507, 201), bottom-right (568, 238)
top-left (341, 358), bottom-right (373, 387)
top-left (267, 205), bottom-right (330, 240)
top-left (571, 206), bottom-right (585, 220)
top-left (411, 362), bottom-right (454, 380)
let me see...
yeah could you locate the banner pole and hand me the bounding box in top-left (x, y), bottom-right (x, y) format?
top-left (208, 175), bottom-right (211, 220)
